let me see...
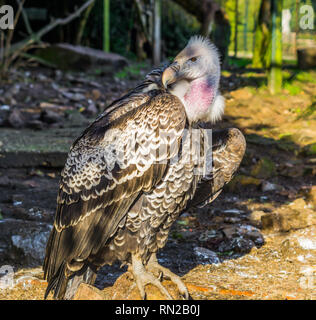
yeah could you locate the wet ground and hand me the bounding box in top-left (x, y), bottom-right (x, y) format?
top-left (0, 64), bottom-right (315, 300)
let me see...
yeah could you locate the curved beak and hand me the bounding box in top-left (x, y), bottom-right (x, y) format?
top-left (162, 61), bottom-right (180, 88)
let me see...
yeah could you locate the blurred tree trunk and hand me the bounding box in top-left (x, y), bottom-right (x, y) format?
top-left (243, 0), bottom-right (249, 52)
top-left (172, 0), bottom-right (217, 36)
top-left (134, 0), bottom-right (150, 60)
top-left (234, 0), bottom-right (238, 57)
top-left (268, 0), bottom-right (282, 94)
top-left (152, 0), bottom-right (161, 65)
top-left (252, 0), bottom-right (271, 68)
top-left (103, 0), bottom-right (110, 52)
top-left (76, 0), bottom-right (95, 45)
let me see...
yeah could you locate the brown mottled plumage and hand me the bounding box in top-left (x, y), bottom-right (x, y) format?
top-left (43, 37), bottom-right (246, 300)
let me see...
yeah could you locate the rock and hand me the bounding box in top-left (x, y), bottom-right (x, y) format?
top-left (35, 44), bottom-right (128, 73)
top-left (218, 237), bottom-right (255, 254)
top-left (297, 47), bottom-right (316, 69)
top-left (297, 238), bottom-right (316, 250)
top-left (0, 105), bottom-right (10, 111)
top-left (301, 143), bottom-right (316, 156)
top-left (0, 218), bottom-right (51, 265)
top-left (261, 198), bottom-right (316, 232)
top-left (104, 272), bottom-right (184, 300)
top-left (251, 157), bottom-right (276, 179)
top-left (8, 109), bottom-right (26, 129)
top-left (221, 226), bottom-right (237, 239)
top-left (85, 101), bottom-right (98, 116)
top-left (249, 210), bottom-right (266, 227)
top-left (306, 186), bottom-right (316, 208)
top-left (65, 111), bottom-right (90, 127)
top-left (61, 91), bottom-right (86, 102)
top-left (11, 230), bottom-right (50, 264)
top-left (0, 128), bottom-right (83, 168)
top-left (228, 174), bottom-right (261, 191)
top-left (26, 120), bottom-right (44, 130)
top-left (91, 89), bottom-right (102, 101)
top-left (73, 283), bottom-right (107, 300)
top-left (194, 247), bottom-right (220, 264)
top-left (41, 110), bottom-right (63, 124)
top-left (261, 181), bottom-right (281, 192)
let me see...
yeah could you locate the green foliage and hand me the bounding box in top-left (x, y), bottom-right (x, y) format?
top-left (85, 0), bottom-right (135, 57)
top-left (161, 1), bottom-right (200, 58)
top-left (284, 82), bottom-right (302, 95)
top-left (224, 0), bottom-right (261, 53)
top-left (296, 101), bottom-right (316, 120)
top-left (295, 71), bottom-right (316, 84)
top-left (228, 57), bottom-right (251, 68)
top-left (115, 62), bottom-right (149, 79)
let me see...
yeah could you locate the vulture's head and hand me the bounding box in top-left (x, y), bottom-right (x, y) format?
top-left (162, 36), bottom-right (224, 123)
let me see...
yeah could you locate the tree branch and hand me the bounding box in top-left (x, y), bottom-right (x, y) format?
top-left (16, 0), bottom-right (33, 35)
top-left (2, 0), bottom-right (96, 59)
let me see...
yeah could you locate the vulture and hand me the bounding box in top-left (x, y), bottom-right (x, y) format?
top-left (43, 36), bottom-right (246, 300)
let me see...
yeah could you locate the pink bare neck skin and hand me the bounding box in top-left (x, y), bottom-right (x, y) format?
top-left (183, 77), bottom-right (214, 115)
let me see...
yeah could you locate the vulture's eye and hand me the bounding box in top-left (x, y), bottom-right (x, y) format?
top-left (189, 57), bottom-right (198, 62)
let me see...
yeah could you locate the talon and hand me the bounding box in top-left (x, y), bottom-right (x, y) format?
top-left (146, 254), bottom-right (190, 300)
top-left (131, 254), bottom-right (173, 300)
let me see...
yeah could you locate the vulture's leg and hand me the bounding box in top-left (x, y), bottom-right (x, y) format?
top-left (64, 265), bottom-right (97, 300)
top-left (146, 253), bottom-right (189, 300)
top-left (131, 253), bottom-right (173, 300)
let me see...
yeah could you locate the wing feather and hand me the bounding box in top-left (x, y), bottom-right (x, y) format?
top-left (44, 93), bottom-right (186, 282)
top-left (185, 128), bottom-right (246, 208)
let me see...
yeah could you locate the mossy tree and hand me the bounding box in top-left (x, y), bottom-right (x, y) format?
top-left (103, 0), bottom-right (110, 52)
top-left (268, 0), bottom-right (282, 94)
top-left (252, 0), bottom-right (271, 68)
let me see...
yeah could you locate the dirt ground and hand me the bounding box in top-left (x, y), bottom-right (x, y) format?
top-left (0, 63), bottom-right (315, 300)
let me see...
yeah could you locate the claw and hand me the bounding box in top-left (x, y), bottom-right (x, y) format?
top-left (146, 254), bottom-right (190, 300)
top-left (131, 254), bottom-right (173, 300)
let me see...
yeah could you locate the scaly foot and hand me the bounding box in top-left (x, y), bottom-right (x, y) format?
top-left (131, 254), bottom-right (173, 300)
top-left (146, 254), bottom-right (189, 300)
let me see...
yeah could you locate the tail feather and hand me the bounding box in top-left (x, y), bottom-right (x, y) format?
top-left (44, 261), bottom-right (68, 300)
top-left (44, 262), bottom-right (97, 300)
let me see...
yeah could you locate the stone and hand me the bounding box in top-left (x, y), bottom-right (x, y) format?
top-left (0, 218), bottom-right (52, 265)
top-left (26, 120), bottom-right (44, 130)
top-left (65, 111), bottom-right (90, 128)
top-left (261, 198), bottom-right (316, 232)
top-left (61, 91), bottom-right (86, 102)
top-left (194, 247), bottom-right (220, 264)
top-left (297, 47), bottom-right (316, 69)
top-left (261, 181), bottom-right (280, 192)
top-left (218, 237), bottom-right (255, 254)
top-left (249, 210), bottom-right (266, 227)
top-left (306, 186), bottom-right (316, 209)
top-left (301, 143), bottom-right (316, 156)
top-left (85, 101), bottom-right (98, 116)
top-left (105, 272), bottom-right (184, 300)
top-left (41, 110), bottom-right (63, 124)
top-left (251, 157), bottom-right (276, 179)
top-left (91, 89), bottom-right (102, 101)
top-left (8, 109), bottom-right (26, 129)
top-left (11, 230), bottom-right (51, 263)
top-left (73, 283), bottom-right (106, 300)
top-left (35, 43), bottom-right (128, 73)
top-left (227, 174), bottom-right (261, 192)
